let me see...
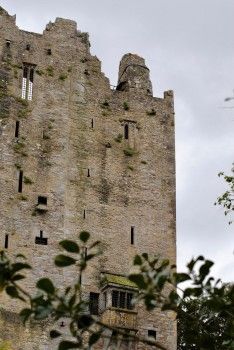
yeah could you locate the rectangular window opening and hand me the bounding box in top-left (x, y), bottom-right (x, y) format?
top-left (131, 226), bottom-right (135, 245)
top-left (119, 291), bottom-right (126, 309)
top-left (6, 40), bottom-right (11, 48)
top-left (15, 121), bottom-right (20, 138)
top-left (124, 124), bottom-right (129, 140)
top-left (91, 118), bottom-right (94, 128)
top-left (35, 230), bottom-right (48, 245)
top-left (112, 290), bottom-right (119, 308)
top-left (83, 210), bottom-right (86, 219)
top-left (127, 293), bottom-right (133, 310)
top-left (87, 169), bottom-right (90, 177)
top-left (26, 44), bottom-right (30, 51)
top-left (148, 330), bottom-right (156, 340)
top-left (89, 292), bottom-right (99, 315)
top-left (22, 64), bottom-right (34, 100)
top-left (47, 49), bottom-right (52, 55)
top-left (38, 196), bottom-right (47, 205)
top-left (4, 234), bottom-right (9, 249)
top-left (18, 170), bottom-right (23, 193)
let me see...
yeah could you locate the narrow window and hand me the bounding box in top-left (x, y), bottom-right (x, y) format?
top-left (87, 169), bottom-right (90, 177)
top-left (21, 64), bottom-right (34, 100)
top-left (131, 226), bottom-right (135, 245)
top-left (89, 292), bottom-right (99, 315)
top-left (124, 124), bottom-right (129, 140)
top-left (127, 293), bottom-right (133, 310)
top-left (119, 291), bottom-right (126, 309)
top-left (91, 118), bottom-right (94, 128)
top-left (35, 230), bottom-right (48, 245)
top-left (15, 121), bottom-right (20, 138)
top-left (22, 66), bottom-right (28, 99)
top-left (83, 210), bottom-right (86, 219)
top-left (148, 330), bottom-right (156, 340)
top-left (28, 68), bottom-right (34, 101)
top-left (4, 234), bottom-right (9, 249)
top-left (26, 44), bottom-right (30, 51)
top-left (18, 170), bottom-right (23, 193)
top-left (6, 40), bottom-right (11, 48)
top-left (103, 291), bottom-right (107, 308)
top-left (38, 196), bottom-right (47, 205)
top-left (47, 49), bottom-right (52, 55)
top-left (112, 290), bottom-right (119, 308)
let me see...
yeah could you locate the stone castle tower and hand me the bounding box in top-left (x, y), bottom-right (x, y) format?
top-left (0, 6), bottom-right (176, 350)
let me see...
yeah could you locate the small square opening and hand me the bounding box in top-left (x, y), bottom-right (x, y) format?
top-left (148, 330), bottom-right (156, 340)
top-left (38, 196), bottom-right (47, 205)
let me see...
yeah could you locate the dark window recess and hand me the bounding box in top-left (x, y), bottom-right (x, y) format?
top-left (83, 210), bottom-right (86, 219)
top-left (35, 230), bottom-right (48, 245)
top-left (87, 169), bottom-right (90, 177)
top-left (38, 196), bottom-right (47, 205)
top-left (89, 292), bottom-right (99, 315)
top-left (23, 66), bottom-right (28, 79)
top-left (91, 118), bottom-right (94, 128)
top-left (148, 330), bottom-right (156, 340)
top-left (47, 49), bottom-right (52, 55)
top-left (112, 290), bottom-right (119, 308)
top-left (4, 234), bottom-right (9, 249)
top-left (124, 124), bottom-right (129, 140)
top-left (15, 121), bottom-right (20, 138)
top-left (6, 40), bottom-right (11, 48)
top-left (126, 293), bottom-right (133, 310)
top-left (26, 44), bottom-right (30, 51)
top-left (119, 291), bottom-right (126, 308)
top-left (29, 68), bottom-right (34, 83)
top-left (103, 291), bottom-right (107, 308)
top-left (18, 170), bottom-right (23, 193)
top-left (111, 290), bottom-right (134, 310)
top-left (131, 226), bottom-right (135, 245)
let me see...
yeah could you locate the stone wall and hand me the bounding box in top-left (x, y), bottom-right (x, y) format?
top-left (0, 6), bottom-right (176, 349)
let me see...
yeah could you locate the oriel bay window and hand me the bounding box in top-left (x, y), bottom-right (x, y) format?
top-left (112, 290), bottom-right (134, 310)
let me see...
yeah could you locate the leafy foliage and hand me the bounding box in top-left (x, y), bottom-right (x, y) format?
top-left (215, 168), bottom-right (234, 224)
top-left (0, 231), bottom-right (233, 349)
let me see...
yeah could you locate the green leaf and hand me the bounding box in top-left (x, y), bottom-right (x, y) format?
top-left (176, 273), bottom-right (191, 284)
top-left (11, 262), bottom-right (31, 273)
top-left (37, 278), bottom-right (55, 294)
top-left (50, 330), bottom-right (62, 339)
top-left (129, 274), bottom-right (147, 289)
top-left (133, 255), bottom-right (142, 265)
top-left (89, 332), bottom-right (102, 346)
top-left (6, 286), bottom-right (20, 299)
top-left (142, 253), bottom-right (148, 261)
top-left (199, 260), bottom-right (214, 282)
top-left (20, 308), bottom-right (32, 324)
top-left (59, 240), bottom-right (79, 253)
top-left (12, 274), bottom-right (25, 281)
top-left (58, 341), bottom-right (79, 350)
top-left (69, 294), bottom-right (76, 308)
top-left (54, 255), bottom-right (76, 267)
top-left (79, 231), bottom-right (90, 243)
top-left (77, 314), bottom-right (94, 329)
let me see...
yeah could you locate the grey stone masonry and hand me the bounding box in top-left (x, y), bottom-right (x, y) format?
top-left (0, 6), bottom-right (176, 350)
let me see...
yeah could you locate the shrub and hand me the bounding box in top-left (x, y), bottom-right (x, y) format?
top-left (59, 74), bottom-right (67, 81)
top-left (123, 101), bottom-right (129, 110)
top-left (123, 147), bottom-right (136, 157)
top-left (114, 134), bottom-right (123, 143)
top-left (23, 176), bottom-right (33, 185)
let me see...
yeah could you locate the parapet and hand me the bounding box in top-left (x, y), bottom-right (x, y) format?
top-left (116, 53), bottom-right (153, 95)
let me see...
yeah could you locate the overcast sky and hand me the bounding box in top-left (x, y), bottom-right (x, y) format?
top-left (1, 0), bottom-right (233, 281)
